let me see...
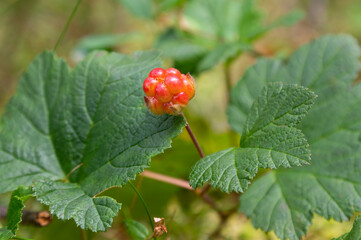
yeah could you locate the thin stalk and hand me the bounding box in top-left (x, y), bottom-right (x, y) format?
top-left (128, 181), bottom-right (156, 239)
top-left (223, 60), bottom-right (239, 147)
top-left (130, 176), bottom-right (143, 211)
top-left (180, 113), bottom-right (204, 158)
top-left (53, 0), bottom-right (82, 51)
top-left (141, 170), bottom-right (222, 216)
top-left (65, 163), bottom-right (83, 179)
top-left (80, 229), bottom-right (87, 240)
top-left (141, 170), bottom-right (193, 190)
top-left (224, 60), bottom-right (232, 103)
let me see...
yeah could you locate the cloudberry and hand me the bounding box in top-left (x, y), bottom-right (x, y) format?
top-left (143, 67), bottom-right (196, 115)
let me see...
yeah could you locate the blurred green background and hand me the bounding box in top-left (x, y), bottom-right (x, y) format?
top-left (0, 0), bottom-right (360, 239)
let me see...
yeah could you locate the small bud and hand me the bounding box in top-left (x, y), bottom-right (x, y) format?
top-left (152, 217), bottom-right (167, 238)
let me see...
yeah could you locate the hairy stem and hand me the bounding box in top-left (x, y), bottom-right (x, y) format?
top-left (128, 181), bottom-right (156, 240)
top-left (53, 0), bottom-right (82, 51)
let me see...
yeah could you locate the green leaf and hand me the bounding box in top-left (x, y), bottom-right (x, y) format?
top-left (333, 216), bottom-right (361, 240)
top-left (184, 0), bottom-right (263, 42)
top-left (0, 228), bottom-right (13, 240)
top-left (189, 83), bottom-right (316, 193)
top-left (73, 33), bottom-right (140, 54)
top-left (155, 28), bottom-right (208, 74)
top-left (0, 186), bottom-right (33, 240)
top-left (124, 219), bottom-right (149, 240)
top-left (157, 0), bottom-right (182, 12)
top-left (33, 178), bottom-right (121, 232)
top-left (184, 0), bottom-right (300, 44)
top-left (6, 186), bottom-right (33, 234)
top-left (268, 9), bottom-right (305, 28)
top-left (0, 50), bottom-right (186, 231)
top-left (117, 0), bottom-right (153, 19)
top-left (228, 34), bottom-right (361, 133)
top-left (155, 29), bottom-right (208, 61)
top-left (237, 35), bottom-right (361, 240)
top-left (197, 42), bottom-right (251, 72)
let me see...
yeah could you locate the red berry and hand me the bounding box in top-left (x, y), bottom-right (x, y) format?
top-left (165, 68), bottom-right (181, 77)
top-left (144, 96), bottom-right (164, 115)
top-left (164, 74), bottom-right (184, 94)
top-left (143, 77), bottom-right (158, 97)
top-left (143, 68), bottom-right (196, 115)
top-left (172, 92), bottom-right (189, 106)
top-left (155, 83), bottom-right (172, 102)
top-left (163, 103), bottom-right (174, 115)
top-left (182, 74), bottom-right (196, 100)
top-left (186, 73), bottom-right (196, 88)
top-left (149, 68), bottom-right (166, 81)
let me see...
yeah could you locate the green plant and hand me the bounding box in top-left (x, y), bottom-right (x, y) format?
top-left (1, 1), bottom-right (361, 240)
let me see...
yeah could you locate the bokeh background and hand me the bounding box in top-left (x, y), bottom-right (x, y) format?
top-left (0, 0), bottom-right (360, 239)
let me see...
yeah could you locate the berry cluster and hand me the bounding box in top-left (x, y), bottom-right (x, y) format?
top-left (143, 67), bottom-right (196, 115)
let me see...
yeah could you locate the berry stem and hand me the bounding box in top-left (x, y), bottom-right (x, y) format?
top-left (53, 0), bottom-right (82, 51)
top-left (180, 113), bottom-right (205, 158)
top-left (180, 113), bottom-right (212, 196)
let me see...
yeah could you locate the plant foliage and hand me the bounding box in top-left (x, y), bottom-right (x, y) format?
top-left (0, 186), bottom-right (33, 240)
top-left (229, 35), bottom-right (361, 240)
top-left (189, 83), bottom-right (316, 192)
top-left (0, 50), bottom-right (186, 232)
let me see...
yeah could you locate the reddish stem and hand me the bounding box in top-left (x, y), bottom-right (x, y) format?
top-left (65, 163), bottom-right (83, 179)
top-left (180, 113), bottom-right (205, 158)
top-left (141, 170), bottom-right (193, 190)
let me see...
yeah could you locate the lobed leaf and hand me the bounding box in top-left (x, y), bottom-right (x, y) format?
top-left (0, 50), bottom-right (186, 231)
top-left (33, 178), bottom-right (121, 232)
top-left (189, 83), bottom-right (316, 193)
top-left (237, 35), bottom-right (361, 240)
top-left (228, 34), bottom-right (360, 133)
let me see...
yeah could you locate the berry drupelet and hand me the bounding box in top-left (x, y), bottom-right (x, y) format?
top-left (143, 68), bottom-right (196, 115)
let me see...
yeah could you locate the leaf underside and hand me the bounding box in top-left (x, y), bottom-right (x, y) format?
top-left (229, 35), bottom-right (361, 240)
top-left (0, 50), bottom-right (186, 231)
